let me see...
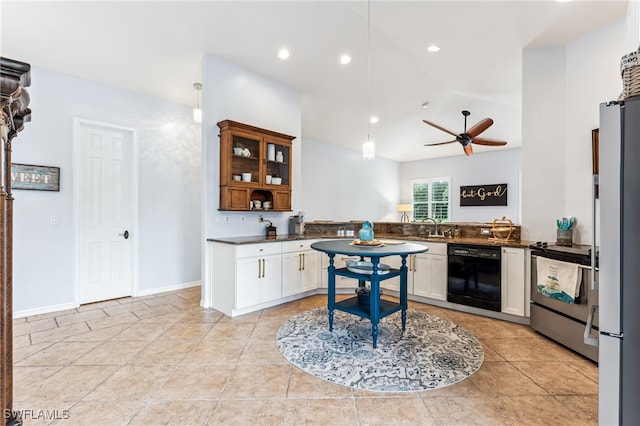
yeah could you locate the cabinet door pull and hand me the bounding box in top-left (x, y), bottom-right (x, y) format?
top-left (258, 259), bottom-right (262, 278)
top-left (262, 258), bottom-right (266, 278)
top-left (299, 253), bottom-right (302, 271)
top-left (302, 253), bottom-right (305, 270)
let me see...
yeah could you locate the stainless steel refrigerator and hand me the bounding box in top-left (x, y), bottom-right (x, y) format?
top-left (598, 97), bottom-right (640, 425)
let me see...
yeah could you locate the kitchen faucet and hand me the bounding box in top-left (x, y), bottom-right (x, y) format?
top-left (424, 218), bottom-right (440, 236)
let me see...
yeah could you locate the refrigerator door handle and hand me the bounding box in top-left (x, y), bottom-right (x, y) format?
top-left (584, 304), bottom-right (599, 346)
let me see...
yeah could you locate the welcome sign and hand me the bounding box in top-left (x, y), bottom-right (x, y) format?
top-left (460, 183), bottom-right (507, 206)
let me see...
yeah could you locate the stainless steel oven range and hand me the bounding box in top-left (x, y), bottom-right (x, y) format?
top-left (530, 242), bottom-right (598, 362)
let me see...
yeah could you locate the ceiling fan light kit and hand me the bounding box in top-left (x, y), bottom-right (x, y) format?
top-left (423, 110), bottom-right (507, 156)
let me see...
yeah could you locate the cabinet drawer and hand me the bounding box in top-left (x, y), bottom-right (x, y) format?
top-left (425, 242), bottom-right (447, 256)
top-left (282, 239), bottom-right (318, 253)
top-left (236, 242), bottom-right (282, 258)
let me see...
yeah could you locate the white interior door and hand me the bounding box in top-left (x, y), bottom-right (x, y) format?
top-left (74, 119), bottom-right (136, 304)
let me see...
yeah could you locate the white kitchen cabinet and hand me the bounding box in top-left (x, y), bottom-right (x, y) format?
top-left (236, 253), bottom-right (282, 308)
top-left (210, 241), bottom-right (283, 316)
top-left (321, 251), bottom-right (362, 289)
top-left (411, 242), bottom-right (447, 301)
top-left (282, 239), bottom-right (320, 296)
top-left (501, 246), bottom-right (526, 316)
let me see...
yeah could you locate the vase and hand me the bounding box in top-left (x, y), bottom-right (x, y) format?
top-left (359, 221), bottom-right (374, 241)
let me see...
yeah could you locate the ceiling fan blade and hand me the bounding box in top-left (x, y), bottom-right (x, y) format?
top-left (423, 120), bottom-right (458, 137)
top-left (424, 139), bottom-right (457, 146)
top-left (472, 137), bottom-right (508, 146)
top-left (463, 144), bottom-right (473, 156)
top-left (466, 118), bottom-right (493, 138)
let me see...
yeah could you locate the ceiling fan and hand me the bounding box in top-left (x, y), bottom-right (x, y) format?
top-left (423, 110), bottom-right (507, 156)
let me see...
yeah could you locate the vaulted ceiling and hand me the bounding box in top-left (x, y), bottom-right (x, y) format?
top-left (0, 1), bottom-right (627, 161)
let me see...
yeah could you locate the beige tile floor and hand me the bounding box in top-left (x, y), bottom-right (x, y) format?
top-left (10, 287), bottom-right (598, 425)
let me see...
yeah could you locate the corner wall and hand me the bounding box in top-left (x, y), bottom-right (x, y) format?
top-left (12, 66), bottom-right (201, 315)
top-left (521, 19), bottom-right (624, 243)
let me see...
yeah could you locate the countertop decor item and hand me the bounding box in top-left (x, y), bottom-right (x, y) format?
top-left (489, 216), bottom-right (515, 242)
top-left (276, 307), bottom-right (484, 392)
top-left (358, 220), bottom-right (374, 241)
top-left (350, 238), bottom-right (382, 247)
top-left (556, 216), bottom-right (575, 247)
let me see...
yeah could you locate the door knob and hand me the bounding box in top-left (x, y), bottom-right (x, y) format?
top-left (119, 230), bottom-right (129, 239)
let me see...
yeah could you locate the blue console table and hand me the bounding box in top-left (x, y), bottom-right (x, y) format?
top-left (310, 239), bottom-right (429, 348)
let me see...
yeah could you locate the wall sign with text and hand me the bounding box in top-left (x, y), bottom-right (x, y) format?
top-left (11, 163), bottom-right (60, 191)
top-left (460, 183), bottom-right (507, 206)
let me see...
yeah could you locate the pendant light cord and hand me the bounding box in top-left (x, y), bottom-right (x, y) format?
top-left (367, 0), bottom-right (371, 142)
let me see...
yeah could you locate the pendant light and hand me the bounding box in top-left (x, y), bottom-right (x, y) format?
top-left (362, 0), bottom-right (375, 160)
top-left (193, 82), bottom-right (202, 124)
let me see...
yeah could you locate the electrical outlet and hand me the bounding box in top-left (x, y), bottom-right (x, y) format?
top-left (481, 228), bottom-right (491, 235)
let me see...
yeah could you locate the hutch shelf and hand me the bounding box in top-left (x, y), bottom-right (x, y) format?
top-left (218, 120), bottom-right (295, 211)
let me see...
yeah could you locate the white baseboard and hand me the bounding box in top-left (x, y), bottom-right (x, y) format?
top-left (134, 280), bottom-right (201, 297)
top-left (13, 302), bottom-right (78, 319)
top-left (13, 282), bottom-right (201, 319)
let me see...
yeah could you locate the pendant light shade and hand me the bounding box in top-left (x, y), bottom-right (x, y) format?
top-left (362, 140), bottom-right (375, 160)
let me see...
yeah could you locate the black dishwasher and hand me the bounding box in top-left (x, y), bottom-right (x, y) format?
top-left (447, 244), bottom-right (501, 311)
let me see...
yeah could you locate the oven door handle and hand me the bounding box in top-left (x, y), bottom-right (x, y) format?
top-left (584, 304), bottom-right (599, 347)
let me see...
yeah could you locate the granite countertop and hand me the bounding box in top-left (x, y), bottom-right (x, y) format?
top-left (208, 234), bottom-right (535, 248)
top-left (207, 235), bottom-right (314, 244)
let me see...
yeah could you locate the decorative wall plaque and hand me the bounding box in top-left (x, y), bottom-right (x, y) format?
top-left (10, 163), bottom-right (60, 191)
top-left (460, 183), bottom-right (507, 206)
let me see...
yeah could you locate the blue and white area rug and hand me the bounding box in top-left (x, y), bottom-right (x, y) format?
top-left (276, 307), bottom-right (484, 392)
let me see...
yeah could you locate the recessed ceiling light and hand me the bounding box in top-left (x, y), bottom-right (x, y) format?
top-left (427, 44), bottom-right (440, 53)
top-left (340, 54), bottom-right (351, 65)
top-left (370, 116), bottom-right (379, 124)
top-left (278, 48), bottom-right (290, 60)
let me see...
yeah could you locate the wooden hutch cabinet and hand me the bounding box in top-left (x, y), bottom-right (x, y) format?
top-left (218, 120), bottom-right (295, 211)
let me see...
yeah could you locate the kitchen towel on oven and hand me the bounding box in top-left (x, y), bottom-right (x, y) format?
top-left (536, 257), bottom-right (581, 304)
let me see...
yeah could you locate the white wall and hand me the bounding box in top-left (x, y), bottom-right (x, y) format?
top-left (400, 148), bottom-right (521, 224)
top-left (301, 139), bottom-right (400, 222)
top-left (12, 66), bottom-right (201, 315)
top-left (522, 18), bottom-right (624, 244)
top-left (201, 54), bottom-right (302, 240)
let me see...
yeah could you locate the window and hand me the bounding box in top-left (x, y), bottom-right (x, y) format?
top-left (410, 177), bottom-right (451, 222)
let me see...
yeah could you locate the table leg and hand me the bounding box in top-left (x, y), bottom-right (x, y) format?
top-left (400, 254), bottom-right (408, 331)
top-left (370, 257), bottom-right (381, 348)
top-left (328, 254), bottom-right (335, 332)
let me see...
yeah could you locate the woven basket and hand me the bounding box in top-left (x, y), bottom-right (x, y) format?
top-left (619, 49), bottom-right (640, 100)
